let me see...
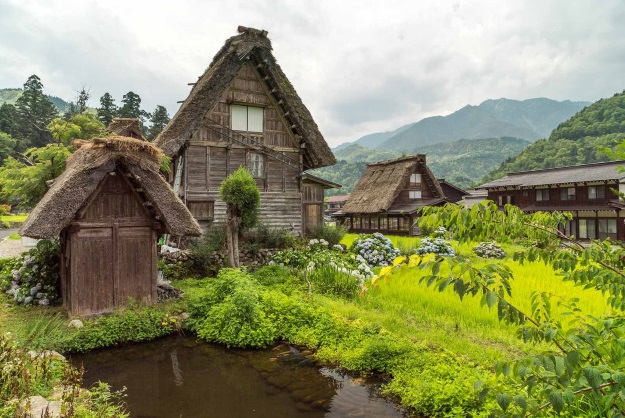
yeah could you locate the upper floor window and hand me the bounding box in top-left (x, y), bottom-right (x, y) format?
top-left (231, 105), bottom-right (263, 133)
top-left (409, 190), bottom-right (422, 199)
top-left (588, 185), bottom-right (606, 199)
top-left (410, 173), bottom-right (421, 185)
top-left (560, 187), bottom-right (576, 201)
top-left (248, 152), bottom-right (264, 178)
top-left (536, 189), bottom-right (550, 202)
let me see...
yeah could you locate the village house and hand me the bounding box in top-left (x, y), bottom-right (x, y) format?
top-left (335, 155), bottom-right (461, 236)
top-left (154, 26), bottom-right (337, 236)
top-left (325, 194), bottom-right (350, 217)
top-left (107, 118), bottom-right (146, 140)
top-left (438, 179), bottom-right (470, 203)
top-left (20, 137), bottom-right (201, 316)
top-left (475, 160), bottom-right (625, 240)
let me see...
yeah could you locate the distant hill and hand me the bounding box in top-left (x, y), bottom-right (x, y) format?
top-left (313, 137), bottom-right (530, 195)
top-left (378, 98), bottom-right (589, 150)
top-left (480, 91), bottom-right (625, 184)
top-left (0, 88), bottom-right (71, 113)
top-left (333, 123), bottom-right (415, 151)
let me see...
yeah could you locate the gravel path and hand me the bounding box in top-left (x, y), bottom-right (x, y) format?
top-left (0, 238), bottom-right (29, 259)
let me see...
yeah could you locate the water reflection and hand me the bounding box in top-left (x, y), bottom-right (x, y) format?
top-left (71, 335), bottom-right (404, 418)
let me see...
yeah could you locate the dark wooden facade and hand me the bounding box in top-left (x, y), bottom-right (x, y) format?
top-left (60, 171), bottom-right (159, 316)
top-left (478, 161), bottom-right (625, 241)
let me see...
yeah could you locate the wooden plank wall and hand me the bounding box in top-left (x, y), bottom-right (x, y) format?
top-left (183, 62), bottom-right (306, 233)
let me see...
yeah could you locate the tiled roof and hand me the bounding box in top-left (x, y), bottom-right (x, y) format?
top-left (477, 161), bottom-right (625, 189)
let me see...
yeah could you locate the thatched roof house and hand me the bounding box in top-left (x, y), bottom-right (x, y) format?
top-left (21, 136), bottom-right (201, 239)
top-left (337, 155), bottom-right (453, 236)
top-left (108, 118), bottom-right (146, 140)
top-left (155, 26), bottom-right (335, 169)
top-left (152, 26), bottom-right (337, 236)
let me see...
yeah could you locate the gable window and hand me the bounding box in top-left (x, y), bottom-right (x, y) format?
top-left (231, 105), bottom-right (264, 132)
top-left (536, 189), bottom-right (550, 202)
top-left (560, 187), bottom-right (576, 201)
top-left (410, 173), bottom-right (421, 185)
top-left (409, 190), bottom-right (422, 199)
top-left (588, 185), bottom-right (606, 199)
top-left (248, 152), bottom-right (264, 178)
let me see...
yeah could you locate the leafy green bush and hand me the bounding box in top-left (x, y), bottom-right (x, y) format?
top-left (0, 204), bottom-right (9, 216)
top-left (311, 224), bottom-right (347, 246)
top-left (253, 265), bottom-right (291, 286)
top-left (187, 226), bottom-right (225, 277)
top-left (243, 224), bottom-right (302, 250)
top-left (1, 239), bottom-right (60, 305)
top-left (60, 303), bottom-right (182, 353)
top-left (472, 242), bottom-right (507, 259)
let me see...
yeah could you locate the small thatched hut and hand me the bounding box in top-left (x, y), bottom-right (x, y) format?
top-left (108, 118), bottom-right (146, 140)
top-left (21, 136), bottom-right (201, 316)
top-left (335, 155), bottom-right (453, 236)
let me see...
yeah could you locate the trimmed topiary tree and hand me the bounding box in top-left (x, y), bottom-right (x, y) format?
top-left (219, 166), bottom-right (260, 267)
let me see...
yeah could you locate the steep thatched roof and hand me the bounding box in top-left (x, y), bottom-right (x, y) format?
top-left (154, 26), bottom-right (335, 169)
top-left (342, 155), bottom-right (445, 214)
top-left (20, 136), bottom-right (201, 239)
top-left (108, 118), bottom-right (146, 140)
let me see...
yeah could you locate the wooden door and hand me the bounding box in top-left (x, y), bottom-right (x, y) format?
top-left (70, 227), bottom-right (115, 316)
top-left (303, 203), bottom-right (322, 236)
top-left (118, 226), bottom-right (156, 304)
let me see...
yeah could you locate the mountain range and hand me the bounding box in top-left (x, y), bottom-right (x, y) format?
top-left (335, 98), bottom-right (590, 152)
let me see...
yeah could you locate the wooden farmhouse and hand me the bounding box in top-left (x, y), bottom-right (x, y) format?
top-left (476, 160), bottom-right (625, 240)
top-left (108, 118), bottom-right (146, 140)
top-left (335, 155), bottom-right (461, 236)
top-left (20, 137), bottom-right (201, 316)
top-left (154, 26), bottom-right (337, 236)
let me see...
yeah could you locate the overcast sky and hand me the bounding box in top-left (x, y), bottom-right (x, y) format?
top-left (1, 0), bottom-right (624, 146)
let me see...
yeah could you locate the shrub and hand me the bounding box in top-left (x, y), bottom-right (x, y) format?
top-left (350, 233), bottom-right (400, 267)
top-left (242, 225), bottom-right (301, 250)
top-left (0, 204), bottom-right (9, 216)
top-left (187, 226), bottom-right (225, 277)
top-left (1, 239), bottom-right (60, 306)
top-left (415, 237), bottom-right (456, 257)
top-left (311, 224), bottom-right (347, 246)
top-left (472, 242), bottom-right (507, 259)
top-left (253, 265), bottom-right (291, 286)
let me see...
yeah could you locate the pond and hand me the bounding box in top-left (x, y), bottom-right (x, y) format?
top-left (70, 335), bottom-right (406, 418)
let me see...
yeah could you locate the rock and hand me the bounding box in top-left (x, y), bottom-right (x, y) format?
top-left (68, 319), bottom-right (84, 329)
top-left (19, 396), bottom-right (61, 418)
top-left (28, 350), bottom-right (66, 361)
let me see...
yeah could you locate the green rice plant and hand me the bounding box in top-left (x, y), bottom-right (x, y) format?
top-left (304, 263), bottom-right (361, 299)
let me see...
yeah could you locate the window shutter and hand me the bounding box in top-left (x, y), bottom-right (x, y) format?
top-left (231, 105), bottom-right (248, 131)
top-left (247, 107), bottom-right (264, 133)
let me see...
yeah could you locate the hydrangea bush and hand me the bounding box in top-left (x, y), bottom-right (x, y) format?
top-left (1, 240), bottom-right (61, 306)
top-left (472, 242), bottom-right (507, 259)
top-left (415, 237), bottom-right (456, 257)
top-left (350, 233), bottom-right (400, 267)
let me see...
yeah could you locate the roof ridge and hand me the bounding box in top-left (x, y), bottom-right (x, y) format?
top-left (508, 159), bottom-right (625, 176)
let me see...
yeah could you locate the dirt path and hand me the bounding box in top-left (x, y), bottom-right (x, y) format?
top-left (0, 238), bottom-right (29, 259)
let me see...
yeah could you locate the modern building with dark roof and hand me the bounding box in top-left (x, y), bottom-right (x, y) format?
top-left (335, 155), bottom-right (458, 236)
top-left (154, 26), bottom-right (337, 235)
top-left (476, 160), bottom-right (625, 240)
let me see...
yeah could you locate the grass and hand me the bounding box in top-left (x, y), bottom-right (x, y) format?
top-left (6, 233), bottom-right (20, 240)
top-left (0, 214), bottom-right (28, 223)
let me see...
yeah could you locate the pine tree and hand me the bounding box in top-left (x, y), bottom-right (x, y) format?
top-left (0, 103), bottom-right (20, 139)
top-left (118, 91), bottom-right (149, 122)
top-left (97, 93), bottom-right (117, 126)
top-left (147, 105), bottom-right (170, 141)
top-left (15, 75), bottom-right (58, 148)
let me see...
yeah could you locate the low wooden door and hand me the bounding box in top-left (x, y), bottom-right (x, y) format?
top-left (303, 203), bottom-right (323, 236)
top-left (67, 172), bottom-right (157, 316)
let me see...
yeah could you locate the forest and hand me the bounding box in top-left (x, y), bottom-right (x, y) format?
top-left (0, 75), bottom-right (171, 209)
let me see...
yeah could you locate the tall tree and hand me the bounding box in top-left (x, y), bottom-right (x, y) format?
top-left (147, 105), bottom-right (170, 141)
top-left (15, 75), bottom-right (58, 148)
top-left (97, 92), bottom-right (118, 126)
top-left (118, 91), bottom-right (149, 122)
top-left (0, 103), bottom-right (20, 139)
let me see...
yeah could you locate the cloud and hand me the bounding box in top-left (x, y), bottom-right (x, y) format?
top-left (1, 0), bottom-right (625, 146)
